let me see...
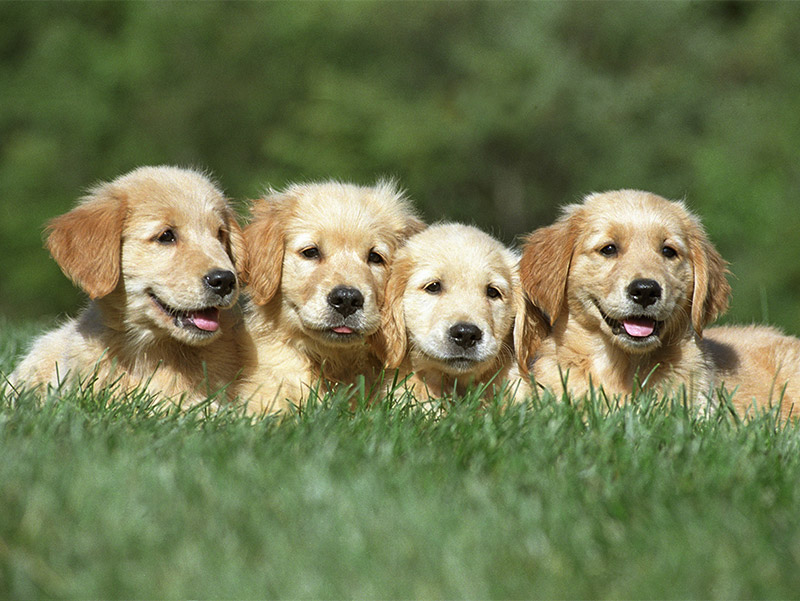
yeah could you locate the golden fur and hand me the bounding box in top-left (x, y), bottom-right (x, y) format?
top-left (703, 325), bottom-right (800, 421)
top-left (519, 190), bottom-right (730, 405)
top-left (240, 180), bottom-right (424, 413)
top-left (9, 166), bottom-right (248, 404)
top-left (376, 223), bottom-right (532, 402)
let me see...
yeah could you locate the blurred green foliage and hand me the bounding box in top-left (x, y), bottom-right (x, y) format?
top-left (2, 1), bottom-right (800, 332)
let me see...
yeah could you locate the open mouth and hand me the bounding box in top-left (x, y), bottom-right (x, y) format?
top-left (149, 293), bottom-right (221, 334)
top-left (595, 302), bottom-right (662, 342)
top-left (314, 324), bottom-right (364, 342)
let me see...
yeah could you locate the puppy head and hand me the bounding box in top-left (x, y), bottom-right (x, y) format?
top-left (520, 190), bottom-right (730, 355)
top-left (380, 223), bottom-right (521, 377)
top-left (243, 180), bottom-right (424, 348)
top-left (46, 166), bottom-right (245, 346)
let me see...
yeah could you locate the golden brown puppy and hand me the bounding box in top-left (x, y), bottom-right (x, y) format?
top-left (9, 166), bottom-right (247, 405)
top-left (240, 180), bottom-right (424, 413)
top-left (519, 190), bottom-right (730, 405)
top-left (703, 325), bottom-right (800, 421)
top-left (377, 223), bottom-right (532, 402)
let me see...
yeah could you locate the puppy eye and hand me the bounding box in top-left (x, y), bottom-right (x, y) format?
top-left (423, 281), bottom-right (442, 294)
top-left (599, 244), bottom-right (618, 257)
top-left (368, 250), bottom-right (385, 265)
top-left (156, 229), bottom-right (177, 244)
top-left (486, 285), bottom-right (502, 299)
top-left (662, 245), bottom-right (678, 259)
top-left (300, 246), bottom-right (320, 260)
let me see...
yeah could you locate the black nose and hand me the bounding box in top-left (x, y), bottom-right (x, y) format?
top-left (327, 285), bottom-right (364, 317)
top-left (627, 278), bottom-right (662, 308)
top-left (204, 269), bottom-right (236, 298)
top-left (449, 322), bottom-right (483, 349)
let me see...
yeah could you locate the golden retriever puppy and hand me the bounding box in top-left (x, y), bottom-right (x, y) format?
top-left (377, 223), bottom-right (532, 402)
top-left (703, 325), bottom-right (800, 421)
top-left (9, 166), bottom-right (247, 405)
top-left (240, 180), bottom-right (424, 413)
top-left (519, 190), bottom-right (730, 406)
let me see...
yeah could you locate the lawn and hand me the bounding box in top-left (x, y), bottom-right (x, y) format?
top-left (2, 319), bottom-right (800, 599)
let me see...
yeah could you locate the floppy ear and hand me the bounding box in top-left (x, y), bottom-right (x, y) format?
top-left (372, 259), bottom-right (410, 369)
top-left (401, 216), bottom-right (427, 239)
top-left (241, 198), bottom-right (286, 305)
top-left (508, 250), bottom-right (549, 377)
top-left (224, 209), bottom-right (248, 278)
top-left (374, 177), bottom-right (427, 241)
top-left (519, 217), bottom-right (577, 326)
top-left (45, 184), bottom-right (127, 299)
top-left (688, 224), bottom-right (731, 335)
top-left (512, 286), bottom-right (550, 377)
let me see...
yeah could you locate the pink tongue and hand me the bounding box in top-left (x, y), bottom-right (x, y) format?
top-left (189, 308), bottom-right (220, 332)
top-left (623, 318), bottom-right (655, 338)
top-left (333, 326), bottom-right (353, 334)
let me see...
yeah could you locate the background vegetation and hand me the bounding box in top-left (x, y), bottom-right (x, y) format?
top-left (2, 1), bottom-right (800, 333)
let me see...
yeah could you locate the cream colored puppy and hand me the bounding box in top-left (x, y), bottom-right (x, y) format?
top-left (378, 223), bottom-right (532, 402)
top-left (520, 190), bottom-right (730, 405)
top-left (241, 180), bottom-right (424, 413)
top-left (9, 166), bottom-right (247, 405)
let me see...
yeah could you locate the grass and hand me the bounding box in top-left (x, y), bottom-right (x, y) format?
top-left (2, 319), bottom-right (800, 599)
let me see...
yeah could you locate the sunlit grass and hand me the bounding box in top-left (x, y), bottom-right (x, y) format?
top-left (2, 326), bottom-right (800, 599)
